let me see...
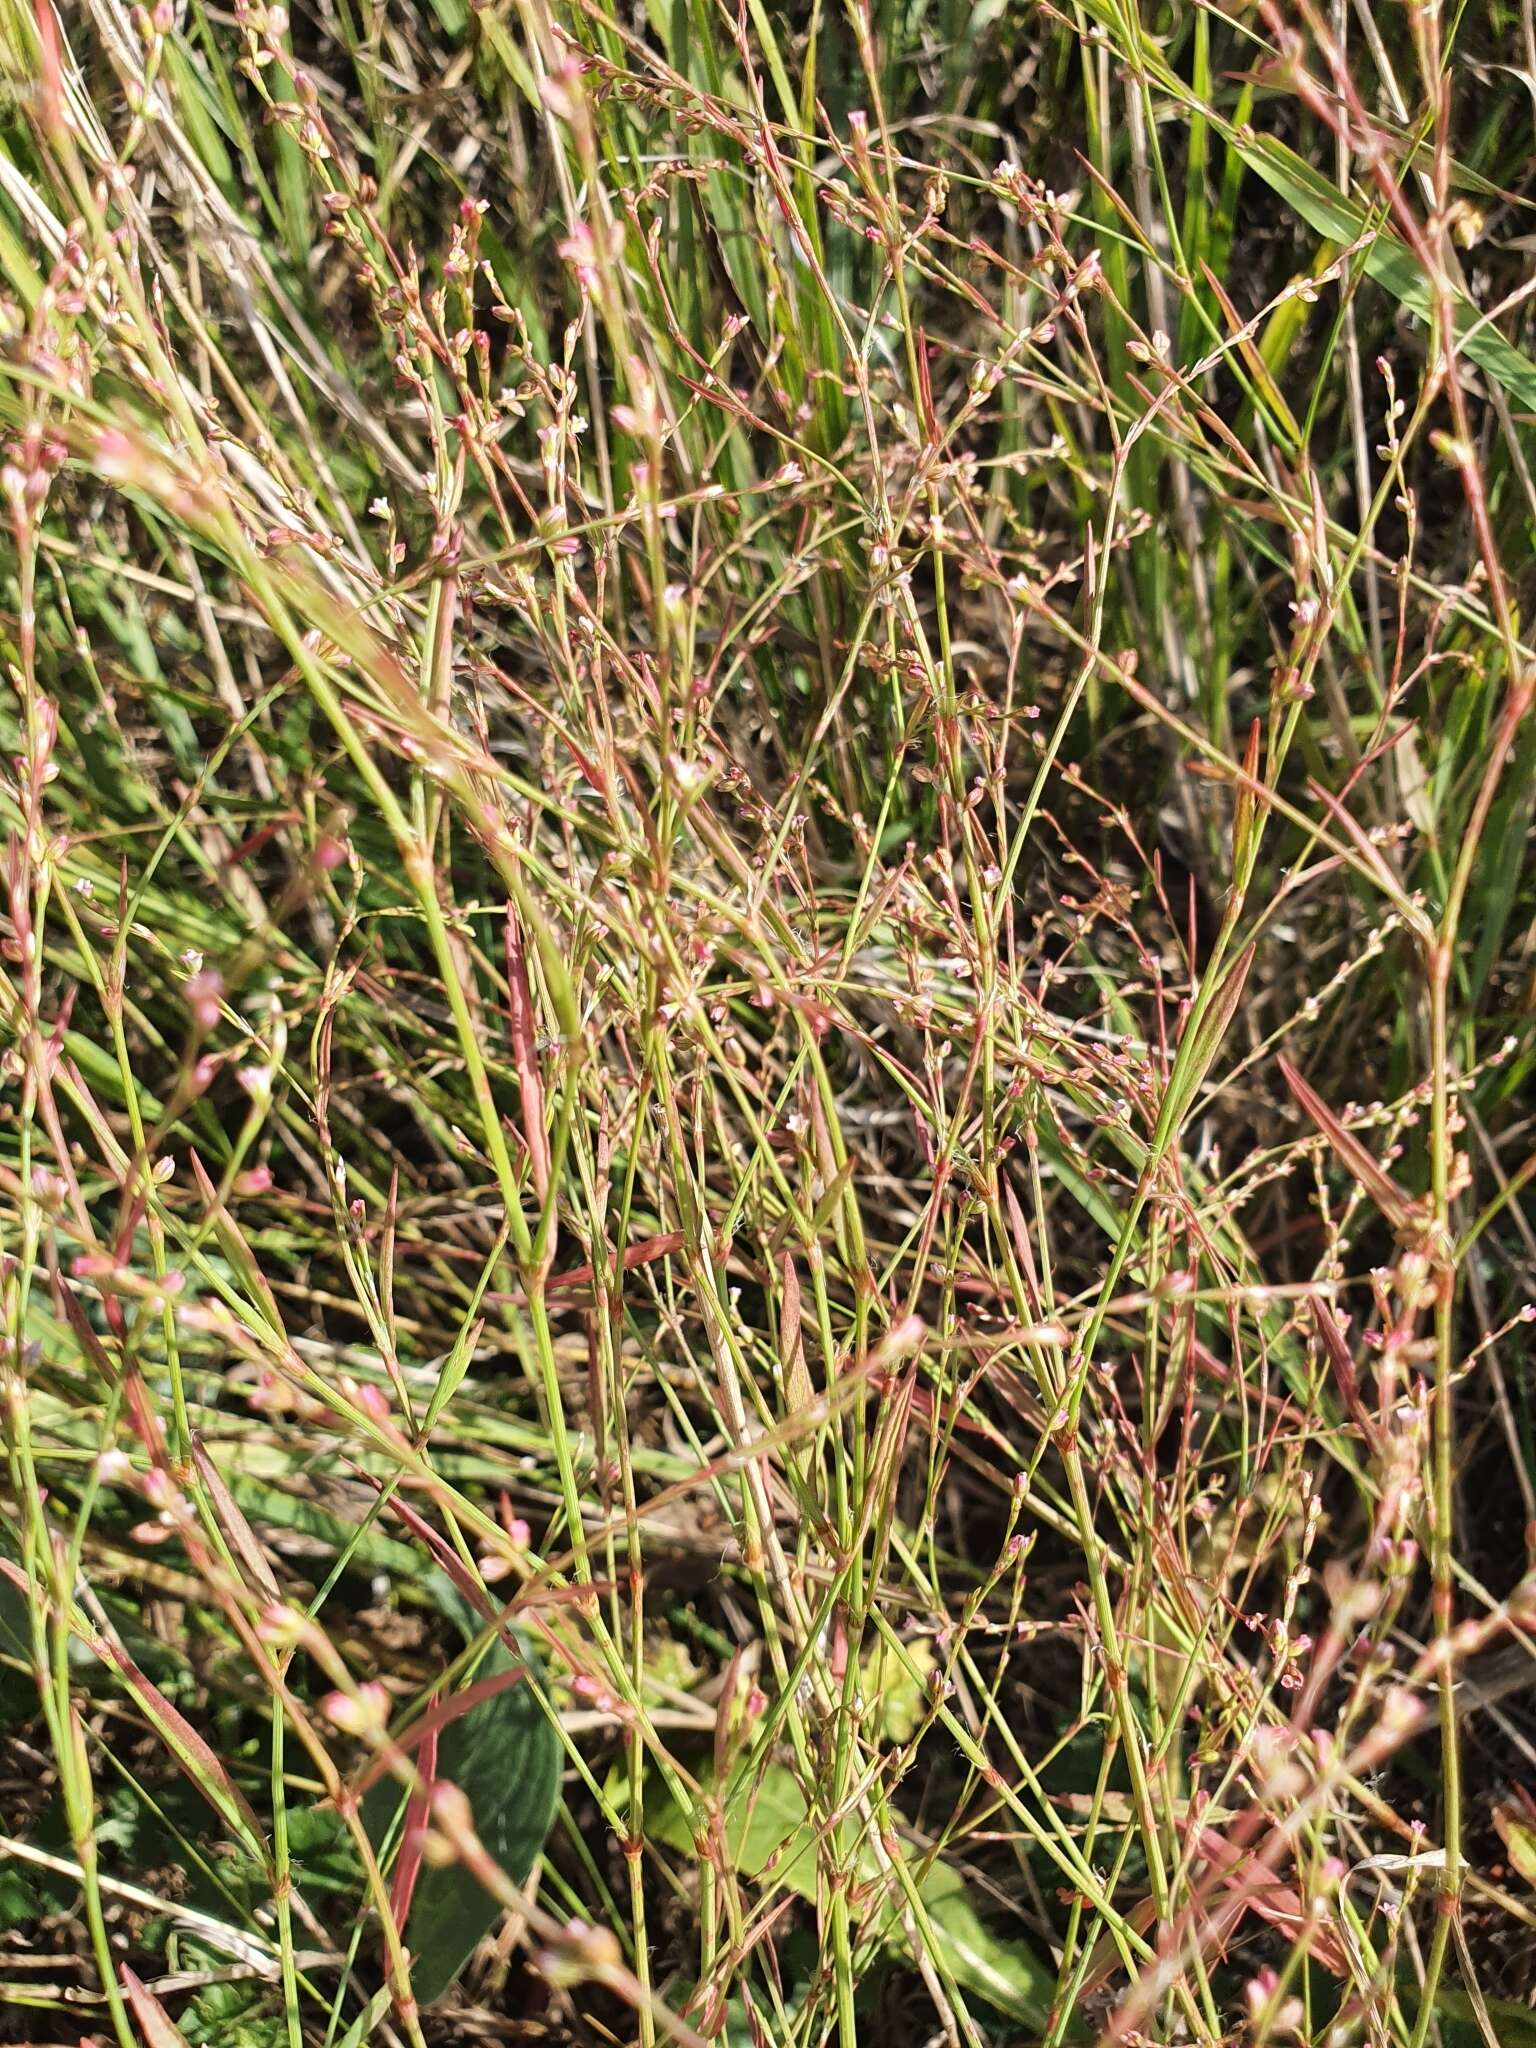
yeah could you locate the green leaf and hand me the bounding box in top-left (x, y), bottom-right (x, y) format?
top-left (0, 1862), bottom-right (39, 1932)
top-left (364, 1622), bottom-right (560, 2006)
top-left (283, 1801), bottom-right (363, 1896)
top-left (174, 1970), bottom-right (287, 2046)
top-left (916, 1858), bottom-right (1060, 2031)
top-left (162, 42), bottom-right (236, 191)
top-left (1234, 134), bottom-right (1536, 414)
top-left (1493, 1795), bottom-right (1536, 1888)
top-left (0, 1556), bottom-right (30, 1662)
top-left (644, 1761), bottom-right (1058, 2030)
top-left (1441, 1989), bottom-right (1536, 2048)
top-left (219, 1469), bottom-right (423, 1580)
top-left (1401, 1984), bottom-right (1536, 2048)
top-left (1062, 0), bottom-right (1536, 413)
top-left (861, 1635), bottom-right (934, 1744)
top-left (334, 1988), bottom-right (394, 2048)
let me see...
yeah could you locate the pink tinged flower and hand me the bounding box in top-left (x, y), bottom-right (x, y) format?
top-left (321, 1681), bottom-right (390, 1736)
top-left (185, 969), bottom-right (223, 1034)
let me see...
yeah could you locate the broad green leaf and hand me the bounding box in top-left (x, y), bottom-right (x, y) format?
top-left (1417, 1985), bottom-right (1536, 2048)
top-left (0, 1862), bottom-right (39, 1932)
top-left (364, 1621), bottom-right (560, 2006)
top-left (645, 1761), bottom-right (1058, 2030)
top-left (219, 1469), bottom-right (423, 1580)
top-left (861, 1635), bottom-right (934, 1744)
top-left (172, 1970), bottom-right (287, 2046)
top-left (917, 1858), bottom-right (1061, 2031)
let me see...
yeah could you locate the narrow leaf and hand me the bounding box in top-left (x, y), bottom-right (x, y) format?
top-left (364, 1630), bottom-right (559, 2004)
top-left (1279, 1056), bottom-right (1419, 1237)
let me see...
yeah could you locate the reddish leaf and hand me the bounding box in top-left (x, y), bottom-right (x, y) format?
top-left (1280, 1056), bottom-right (1420, 1239)
top-left (120, 1967), bottom-right (185, 2048)
top-left (1196, 1829), bottom-right (1348, 1975)
top-left (191, 1435), bottom-right (281, 1599)
top-left (544, 1231), bottom-right (685, 1298)
top-left (1309, 1298), bottom-right (1383, 1452)
top-left (92, 1630), bottom-right (267, 1863)
top-left (388, 1724), bottom-right (438, 1934)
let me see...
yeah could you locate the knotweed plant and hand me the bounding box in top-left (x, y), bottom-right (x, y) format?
top-left (0, 0), bottom-right (1534, 2044)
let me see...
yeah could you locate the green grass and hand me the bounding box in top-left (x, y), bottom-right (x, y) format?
top-left (1, 0), bottom-right (1536, 2042)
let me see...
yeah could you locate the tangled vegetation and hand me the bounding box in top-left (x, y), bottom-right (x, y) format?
top-left (2, 0), bottom-right (1536, 2042)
